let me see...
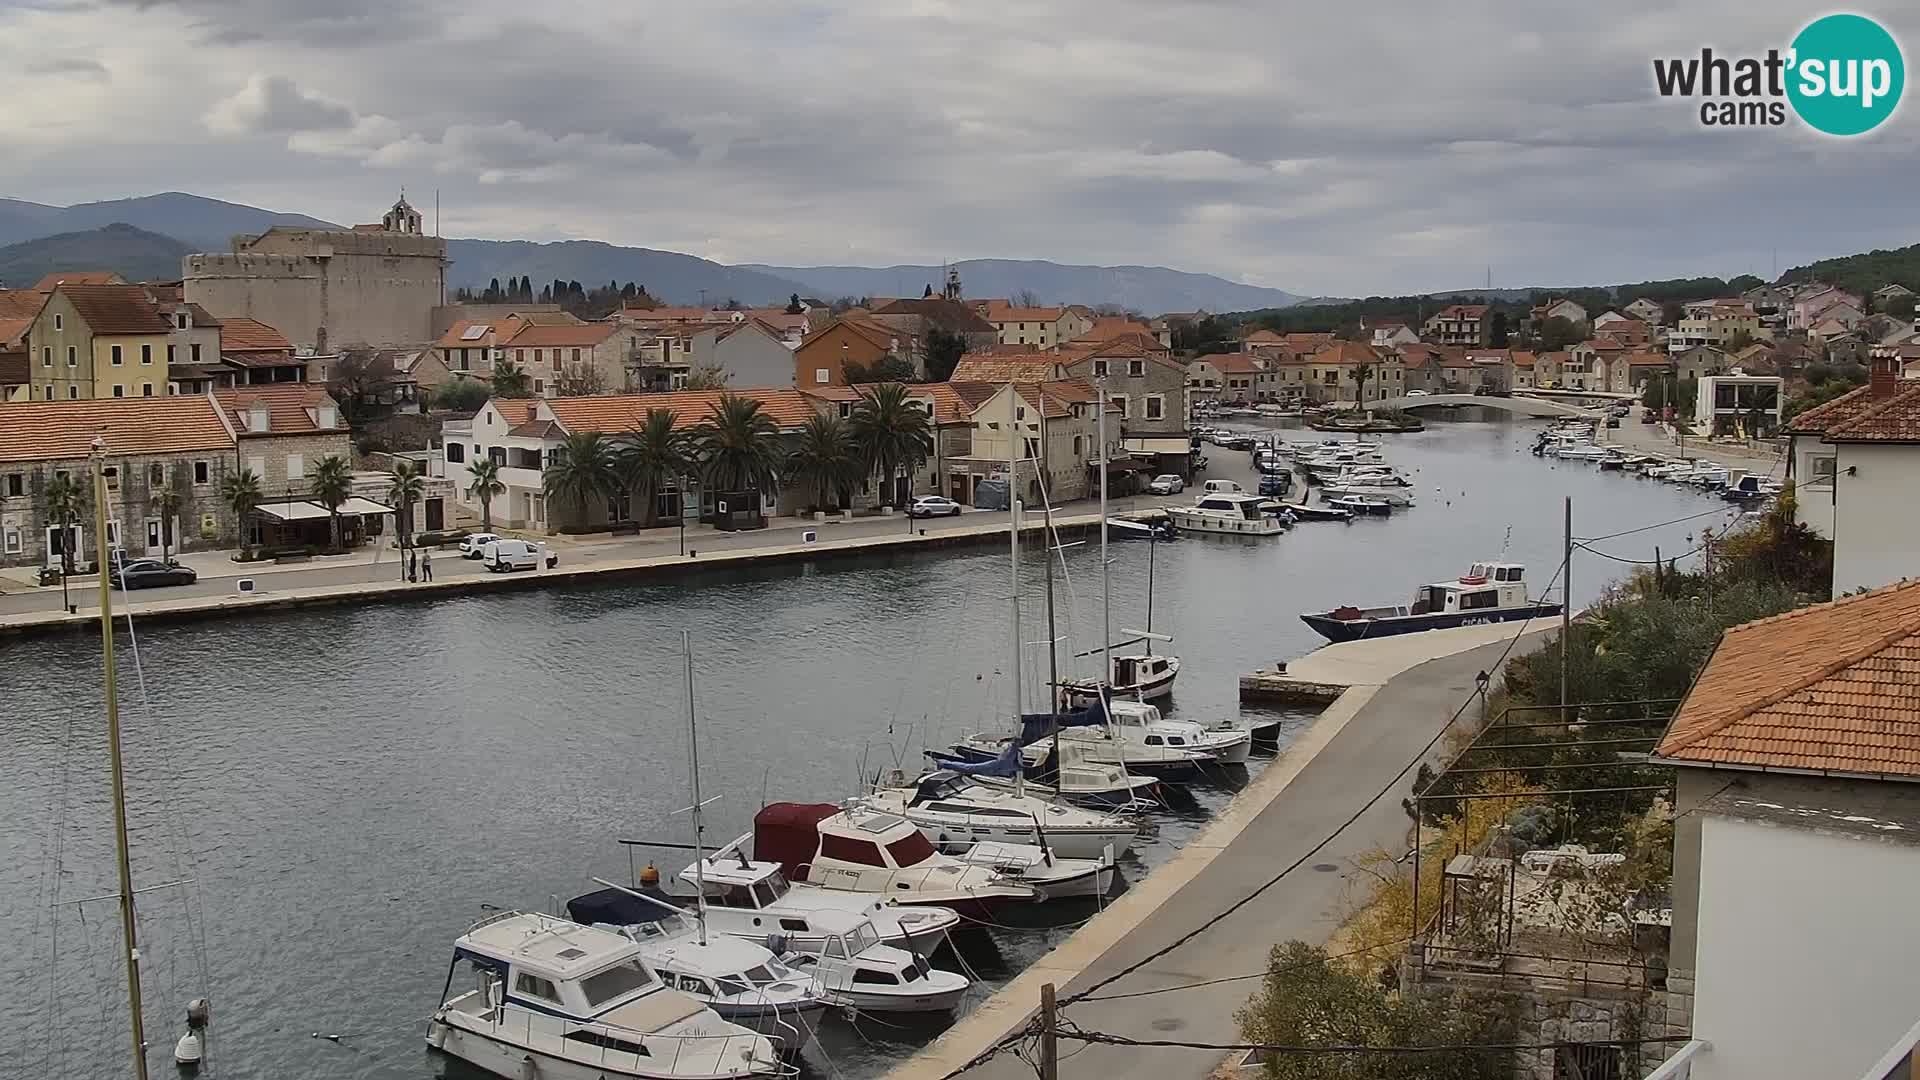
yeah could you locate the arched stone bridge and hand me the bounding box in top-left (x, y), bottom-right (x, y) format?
top-left (1363, 394), bottom-right (1606, 418)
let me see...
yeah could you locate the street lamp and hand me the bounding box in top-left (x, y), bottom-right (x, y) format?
top-left (1475, 669), bottom-right (1491, 728)
top-left (678, 474), bottom-right (687, 557)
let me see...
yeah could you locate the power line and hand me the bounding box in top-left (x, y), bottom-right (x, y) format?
top-left (1073, 936), bottom-right (1417, 1003)
top-left (1056, 556), bottom-right (1567, 1009)
top-left (1575, 506), bottom-right (1728, 543)
top-left (1576, 541), bottom-right (1701, 566)
top-left (1059, 1031), bottom-right (1698, 1054)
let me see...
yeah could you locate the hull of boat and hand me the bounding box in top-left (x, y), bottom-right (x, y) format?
top-left (1198, 732), bottom-right (1252, 765)
top-left (818, 984), bottom-right (969, 1013)
top-left (923, 823), bottom-right (1135, 861)
top-left (1165, 509), bottom-right (1285, 536)
top-left (1278, 503), bottom-right (1352, 522)
top-left (1301, 602), bottom-right (1564, 643)
top-left (1023, 861), bottom-right (1117, 900)
top-left (429, 1014), bottom-right (775, 1080)
top-left (1061, 667), bottom-right (1177, 705)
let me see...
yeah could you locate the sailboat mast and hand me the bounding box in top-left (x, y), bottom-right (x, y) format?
top-left (1097, 376), bottom-right (1111, 683)
top-left (1036, 404), bottom-right (1063, 792)
top-left (683, 629), bottom-right (707, 946)
top-left (93, 443), bottom-right (150, 1080)
top-left (1146, 528), bottom-right (1155, 634)
top-left (1008, 389), bottom-right (1023, 748)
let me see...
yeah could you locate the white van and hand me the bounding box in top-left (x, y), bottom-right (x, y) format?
top-left (1201, 479), bottom-right (1246, 495)
top-left (481, 539), bottom-right (542, 572)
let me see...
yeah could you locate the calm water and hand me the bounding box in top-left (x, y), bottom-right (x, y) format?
top-left (0, 415), bottom-right (1728, 1080)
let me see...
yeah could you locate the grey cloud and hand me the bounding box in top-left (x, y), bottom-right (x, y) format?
top-left (25, 57), bottom-right (108, 80)
top-left (204, 74), bottom-right (353, 135)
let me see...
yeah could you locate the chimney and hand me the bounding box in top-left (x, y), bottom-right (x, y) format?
top-left (1872, 349), bottom-right (1900, 399)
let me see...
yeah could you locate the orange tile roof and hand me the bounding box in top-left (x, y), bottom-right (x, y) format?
top-left (1433, 304), bottom-right (1488, 319)
top-left (1656, 582), bottom-right (1920, 777)
top-left (435, 319), bottom-right (502, 349)
top-left (1511, 350), bottom-right (1538, 368)
top-left (1208, 353), bottom-right (1262, 374)
top-left (502, 322), bottom-right (617, 348)
top-left (980, 301), bottom-right (1064, 323)
top-left (544, 389), bottom-right (819, 434)
top-left (1076, 317), bottom-right (1153, 342)
top-left (1241, 329), bottom-right (1285, 345)
top-left (218, 317), bottom-right (292, 354)
top-left (1822, 383), bottom-right (1920, 443)
top-left (0, 290), bottom-right (46, 320)
top-left (0, 316), bottom-right (31, 347)
top-left (950, 355), bottom-right (1067, 383)
top-left (213, 384), bottom-right (346, 436)
top-left (1313, 340), bottom-right (1387, 367)
top-left (58, 284), bottom-right (173, 335)
top-left (0, 394), bottom-right (234, 462)
top-left (1785, 384), bottom-right (1878, 435)
top-left (33, 270), bottom-right (124, 292)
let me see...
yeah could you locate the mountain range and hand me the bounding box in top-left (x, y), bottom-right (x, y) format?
top-left (0, 192), bottom-right (1304, 312)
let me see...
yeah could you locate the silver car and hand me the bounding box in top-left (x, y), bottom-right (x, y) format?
top-left (1148, 474), bottom-right (1185, 495)
top-left (908, 496), bottom-right (963, 518)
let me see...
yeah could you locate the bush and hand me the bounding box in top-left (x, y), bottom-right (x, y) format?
top-left (412, 528), bottom-right (472, 547)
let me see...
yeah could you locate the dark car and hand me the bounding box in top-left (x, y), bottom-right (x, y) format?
top-left (109, 559), bottom-right (198, 590)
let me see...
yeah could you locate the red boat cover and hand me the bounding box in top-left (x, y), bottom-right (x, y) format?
top-left (753, 802), bottom-right (839, 881)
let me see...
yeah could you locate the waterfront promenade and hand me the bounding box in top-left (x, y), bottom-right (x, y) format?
top-left (889, 620), bottom-right (1559, 1080)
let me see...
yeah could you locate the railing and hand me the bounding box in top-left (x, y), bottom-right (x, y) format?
top-left (1858, 1016), bottom-right (1920, 1080)
top-left (1642, 1039), bottom-right (1708, 1079)
top-left (1415, 939), bottom-right (1650, 996)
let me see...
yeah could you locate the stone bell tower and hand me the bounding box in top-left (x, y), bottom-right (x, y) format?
top-left (382, 193), bottom-right (423, 235)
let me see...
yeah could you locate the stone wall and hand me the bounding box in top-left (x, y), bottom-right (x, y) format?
top-left (185, 227), bottom-right (447, 350)
top-left (0, 453), bottom-right (236, 567)
top-left (236, 432), bottom-right (356, 504)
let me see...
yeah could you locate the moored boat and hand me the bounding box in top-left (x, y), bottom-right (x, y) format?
top-left (1326, 495), bottom-right (1392, 516)
top-left (1166, 493), bottom-right (1286, 536)
top-left (670, 855), bottom-right (960, 955)
top-left (1300, 560), bottom-right (1563, 642)
top-left (857, 769), bottom-right (1138, 860)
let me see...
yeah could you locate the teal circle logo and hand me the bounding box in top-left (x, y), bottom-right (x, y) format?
top-left (1788, 13), bottom-right (1904, 135)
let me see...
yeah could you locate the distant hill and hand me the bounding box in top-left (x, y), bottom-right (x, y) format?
top-left (1782, 243), bottom-right (1920, 300)
top-left (0, 192), bottom-right (338, 250)
top-left (0, 224), bottom-right (191, 289)
top-left (446, 239), bottom-right (817, 307)
top-left (746, 259), bottom-right (1304, 315)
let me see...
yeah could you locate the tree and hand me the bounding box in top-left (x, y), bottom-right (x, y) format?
top-left (386, 460), bottom-right (425, 550)
top-left (491, 359), bottom-right (533, 398)
top-left (149, 477), bottom-right (186, 563)
top-left (786, 293), bottom-right (804, 315)
top-left (44, 472), bottom-right (89, 575)
top-left (219, 467), bottom-right (262, 551)
top-left (431, 378), bottom-right (492, 413)
top-left (1661, 299), bottom-right (1686, 327)
top-left (310, 454), bottom-right (354, 551)
top-left (1727, 328), bottom-right (1755, 353)
top-left (683, 365), bottom-right (729, 390)
top-left (326, 347), bottom-right (397, 424)
top-left (1642, 373), bottom-right (1668, 413)
top-left (1890, 294), bottom-right (1918, 321)
top-left (466, 458), bottom-right (506, 530)
top-left (542, 431), bottom-right (621, 529)
top-left (785, 414), bottom-right (861, 512)
top-left (617, 408), bottom-right (693, 526)
top-left (924, 328), bottom-right (968, 383)
top-left (691, 393), bottom-right (784, 496)
top-left (1538, 315), bottom-right (1584, 350)
top-left (1012, 288), bottom-right (1043, 308)
top-left (553, 366), bottom-right (609, 397)
top-left (1488, 310), bottom-right (1510, 347)
top-left (1349, 362), bottom-right (1375, 404)
top-left (849, 382), bottom-right (933, 509)
top-left (843, 354), bottom-right (918, 384)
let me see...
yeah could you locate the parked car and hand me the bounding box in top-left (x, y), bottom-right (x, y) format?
top-left (1202, 479), bottom-right (1246, 495)
top-left (459, 533), bottom-right (501, 559)
top-left (1147, 474), bottom-right (1185, 495)
top-left (1406, 389), bottom-right (1431, 397)
top-left (1259, 473), bottom-right (1291, 497)
top-left (481, 539), bottom-right (543, 572)
top-left (109, 559), bottom-right (197, 590)
top-left (908, 495), bottom-right (963, 518)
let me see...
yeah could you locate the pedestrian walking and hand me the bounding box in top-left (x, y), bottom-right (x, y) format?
top-left (422, 549), bottom-right (434, 582)
top-left (408, 549), bottom-right (418, 583)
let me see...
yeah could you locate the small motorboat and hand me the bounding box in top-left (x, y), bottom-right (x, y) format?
top-left (1060, 649), bottom-right (1181, 704)
top-left (1105, 516), bottom-right (1177, 541)
top-left (946, 694), bottom-right (1217, 778)
top-left (1301, 560), bottom-right (1563, 642)
top-left (857, 768), bottom-right (1139, 860)
top-left (925, 740), bottom-right (1161, 809)
top-left (1166, 493), bottom-right (1287, 536)
top-left (1278, 502), bottom-right (1353, 523)
top-left (947, 840), bottom-right (1118, 900)
top-left (1319, 484), bottom-right (1415, 506)
top-left (425, 912), bottom-right (785, 1080)
top-left (1327, 495), bottom-right (1392, 516)
top-left (777, 910), bottom-right (971, 1013)
top-left (671, 854), bottom-right (960, 956)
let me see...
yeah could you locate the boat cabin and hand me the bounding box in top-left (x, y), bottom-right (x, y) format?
top-left (1112, 654), bottom-right (1173, 689)
top-left (565, 888), bottom-right (806, 1005)
top-left (778, 909), bottom-right (936, 984)
top-left (1192, 494), bottom-right (1266, 520)
top-left (676, 857), bottom-right (795, 913)
top-left (449, 911), bottom-right (691, 1024)
top-left (1410, 562), bottom-right (1530, 615)
top-left (752, 803), bottom-right (943, 883)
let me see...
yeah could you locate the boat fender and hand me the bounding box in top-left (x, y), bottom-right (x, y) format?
top-left (766, 932), bottom-right (788, 955)
top-left (519, 1053), bottom-right (539, 1080)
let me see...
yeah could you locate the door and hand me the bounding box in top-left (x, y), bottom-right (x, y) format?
top-left (146, 518), bottom-right (162, 551)
top-left (424, 498), bottom-right (444, 532)
top-left (45, 524), bottom-right (84, 568)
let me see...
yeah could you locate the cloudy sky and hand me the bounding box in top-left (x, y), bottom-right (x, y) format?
top-left (1, 0), bottom-right (1916, 296)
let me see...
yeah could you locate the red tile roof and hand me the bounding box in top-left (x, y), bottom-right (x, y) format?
top-left (213, 384), bottom-right (346, 437)
top-left (1208, 353), bottom-right (1262, 374)
top-left (1313, 341), bottom-right (1386, 367)
top-left (950, 355), bottom-right (1068, 383)
top-left (33, 270), bottom-right (124, 292)
top-left (0, 290), bottom-right (47, 320)
top-left (0, 316), bottom-right (31, 348)
top-left (1656, 582), bottom-right (1920, 777)
top-left (502, 322), bottom-right (617, 349)
top-left (435, 319), bottom-right (502, 349)
top-left (58, 284), bottom-right (174, 335)
top-left (1822, 383), bottom-right (1920, 443)
top-left (544, 389), bottom-right (820, 434)
top-left (218, 317), bottom-right (292, 354)
top-left (1785, 384), bottom-right (1879, 435)
top-left (0, 394), bottom-right (234, 462)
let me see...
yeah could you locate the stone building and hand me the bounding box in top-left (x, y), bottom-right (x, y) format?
top-left (183, 195), bottom-right (448, 352)
top-left (24, 284), bottom-right (222, 401)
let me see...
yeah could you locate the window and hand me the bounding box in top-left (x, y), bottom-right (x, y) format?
top-left (42, 347), bottom-right (50, 368)
top-left (176, 313), bottom-right (188, 330)
top-left (148, 464), bottom-right (165, 488)
top-left (533, 349), bottom-right (544, 364)
top-left (445, 443), bottom-right (465, 463)
top-left (1107, 394), bottom-right (1129, 419)
top-left (67, 346), bottom-right (76, 366)
top-left (246, 456), bottom-right (265, 479)
top-left (286, 454), bottom-right (305, 480)
top-left (1128, 360), bottom-right (1145, 377)
top-left (141, 344), bottom-right (152, 365)
top-left (565, 1029), bottom-right (648, 1057)
top-left (816, 368), bottom-right (830, 384)
top-left (1460, 590), bottom-right (1499, 610)
top-left (1811, 456), bottom-right (1837, 486)
top-left (54, 314), bottom-right (62, 330)
top-left (111, 345), bottom-right (123, 365)
top-left (778, 917), bottom-right (809, 932)
top-left (515, 350), bottom-right (525, 363)
top-left (512, 972), bottom-right (561, 1003)
top-left (1554, 1045), bottom-right (1620, 1080)
top-left (190, 344), bottom-right (200, 363)
top-left (580, 958), bottom-right (656, 1006)
top-left (488, 447), bottom-right (507, 466)
top-left (104, 466), bottom-right (119, 491)
top-left (1092, 360), bottom-right (1109, 377)
top-left (1145, 396), bottom-right (1164, 420)
top-left (5, 474), bottom-right (20, 498)
top-left (193, 460), bottom-right (211, 485)
top-left (68, 386), bottom-right (78, 399)
top-left (853, 969), bottom-right (900, 986)
top-left (142, 383), bottom-right (153, 397)
top-left (819, 833), bottom-right (887, 866)
top-left (1073, 435), bottom-right (1084, 455)
top-left (886, 832), bottom-right (937, 866)
top-left (3, 529), bottom-right (18, 554)
top-left (167, 344), bottom-right (175, 364)
top-left (110, 384), bottom-right (126, 397)
top-left (571, 348), bottom-right (581, 363)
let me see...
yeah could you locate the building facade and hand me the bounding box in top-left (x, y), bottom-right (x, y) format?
top-left (25, 285), bottom-right (222, 401)
top-left (1785, 357), bottom-right (1920, 593)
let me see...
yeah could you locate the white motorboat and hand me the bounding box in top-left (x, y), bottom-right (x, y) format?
top-left (1327, 495), bottom-right (1392, 516)
top-left (1301, 560), bottom-right (1564, 642)
top-left (1108, 699), bottom-right (1251, 764)
top-left (1060, 651), bottom-right (1179, 703)
top-left (1318, 484), bottom-right (1416, 506)
top-left (567, 885), bottom-right (826, 1032)
top-left (670, 856), bottom-right (959, 956)
top-left (949, 840), bottom-right (1117, 900)
top-left (778, 911), bottom-right (971, 1013)
top-left (927, 739), bottom-right (1162, 809)
top-left (1166, 493), bottom-right (1286, 536)
top-left (731, 804), bottom-right (1040, 917)
top-left (426, 912), bottom-right (786, 1080)
top-left (857, 769), bottom-right (1139, 860)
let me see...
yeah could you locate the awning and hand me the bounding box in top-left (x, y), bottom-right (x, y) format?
top-left (1122, 436), bottom-right (1194, 456)
top-left (253, 500), bottom-right (334, 522)
top-left (336, 496), bottom-right (396, 515)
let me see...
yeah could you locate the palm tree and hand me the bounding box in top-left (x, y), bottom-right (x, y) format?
top-left (309, 454), bottom-right (354, 551)
top-left (786, 413), bottom-right (861, 512)
top-left (492, 359), bottom-right (533, 398)
top-left (220, 467), bottom-right (263, 551)
top-left (43, 472), bottom-right (88, 576)
top-left (691, 393), bottom-right (783, 499)
top-left (387, 460), bottom-right (426, 550)
top-left (849, 382), bottom-right (932, 510)
top-left (466, 458), bottom-right (506, 530)
top-left (1350, 363), bottom-right (1375, 404)
top-left (617, 408), bottom-right (692, 526)
top-left (542, 431), bottom-right (621, 529)
top-left (150, 477), bottom-right (186, 563)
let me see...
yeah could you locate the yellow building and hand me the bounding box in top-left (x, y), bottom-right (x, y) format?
top-left (25, 284), bottom-right (219, 401)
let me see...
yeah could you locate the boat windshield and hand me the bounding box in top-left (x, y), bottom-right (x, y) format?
top-left (844, 922), bottom-right (879, 956)
top-left (754, 879), bottom-right (785, 906)
top-left (885, 831), bottom-right (938, 867)
top-left (580, 958), bottom-right (657, 1008)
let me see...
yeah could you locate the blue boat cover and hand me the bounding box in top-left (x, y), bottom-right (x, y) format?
top-left (566, 886), bottom-right (683, 927)
top-left (944, 741), bottom-right (1024, 778)
top-left (1015, 692), bottom-right (1108, 747)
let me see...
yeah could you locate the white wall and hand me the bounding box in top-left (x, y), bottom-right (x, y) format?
top-left (1832, 442), bottom-right (1920, 593)
top-left (1692, 813), bottom-right (1920, 1080)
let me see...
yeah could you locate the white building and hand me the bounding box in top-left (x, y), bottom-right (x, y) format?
top-left (1784, 354), bottom-right (1920, 594)
top-left (1692, 373), bottom-right (1783, 437)
top-left (1651, 581), bottom-right (1920, 1080)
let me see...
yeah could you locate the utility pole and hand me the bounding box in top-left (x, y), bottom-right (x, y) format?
top-left (1040, 983), bottom-right (1059, 1080)
top-left (1561, 496), bottom-right (1572, 723)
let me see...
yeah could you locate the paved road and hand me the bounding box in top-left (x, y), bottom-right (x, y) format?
top-left (903, 631), bottom-right (1550, 1080)
top-left (1610, 406), bottom-right (1788, 475)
